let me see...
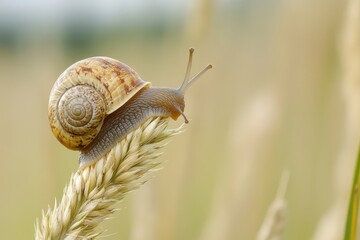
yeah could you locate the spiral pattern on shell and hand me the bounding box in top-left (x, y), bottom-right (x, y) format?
top-left (59, 85), bottom-right (106, 144)
top-left (48, 56), bottom-right (150, 150)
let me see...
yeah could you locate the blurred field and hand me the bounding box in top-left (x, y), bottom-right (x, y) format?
top-left (0, 0), bottom-right (357, 239)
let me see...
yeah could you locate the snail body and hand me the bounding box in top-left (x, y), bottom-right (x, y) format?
top-left (79, 87), bottom-right (184, 165)
top-left (48, 49), bottom-right (211, 166)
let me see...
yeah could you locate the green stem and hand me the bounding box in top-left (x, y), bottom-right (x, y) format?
top-left (344, 144), bottom-right (360, 240)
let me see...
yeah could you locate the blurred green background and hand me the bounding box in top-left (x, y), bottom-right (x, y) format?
top-left (0, 0), bottom-right (357, 239)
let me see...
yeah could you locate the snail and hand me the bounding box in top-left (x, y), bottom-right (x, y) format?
top-left (48, 48), bottom-right (212, 166)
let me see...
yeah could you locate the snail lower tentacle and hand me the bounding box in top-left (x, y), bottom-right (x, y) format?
top-left (79, 87), bottom-right (185, 166)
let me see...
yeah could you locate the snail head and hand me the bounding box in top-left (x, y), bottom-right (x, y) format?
top-left (174, 48), bottom-right (212, 123)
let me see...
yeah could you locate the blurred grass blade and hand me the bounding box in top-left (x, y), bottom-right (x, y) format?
top-left (344, 145), bottom-right (360, 240)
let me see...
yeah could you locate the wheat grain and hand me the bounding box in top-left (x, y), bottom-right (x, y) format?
top-left (35, 117), bottom-right (183, 239)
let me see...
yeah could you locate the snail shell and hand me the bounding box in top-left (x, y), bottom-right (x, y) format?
top-left (48, 49), bottom-right (212, 166)
top-left (48, 57), bottom-right (150, 150)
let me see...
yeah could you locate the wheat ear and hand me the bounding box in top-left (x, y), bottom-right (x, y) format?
top-left (35, 117), bottom-right (183, 240)
top-left (256, 170), bottom-right (289, 240)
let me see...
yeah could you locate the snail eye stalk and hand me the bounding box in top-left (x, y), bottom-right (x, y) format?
top-left (177, 48), bottom-right (212, 95)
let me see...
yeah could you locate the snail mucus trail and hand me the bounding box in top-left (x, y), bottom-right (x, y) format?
top-left (80, 49), bottom-right (211, 165)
